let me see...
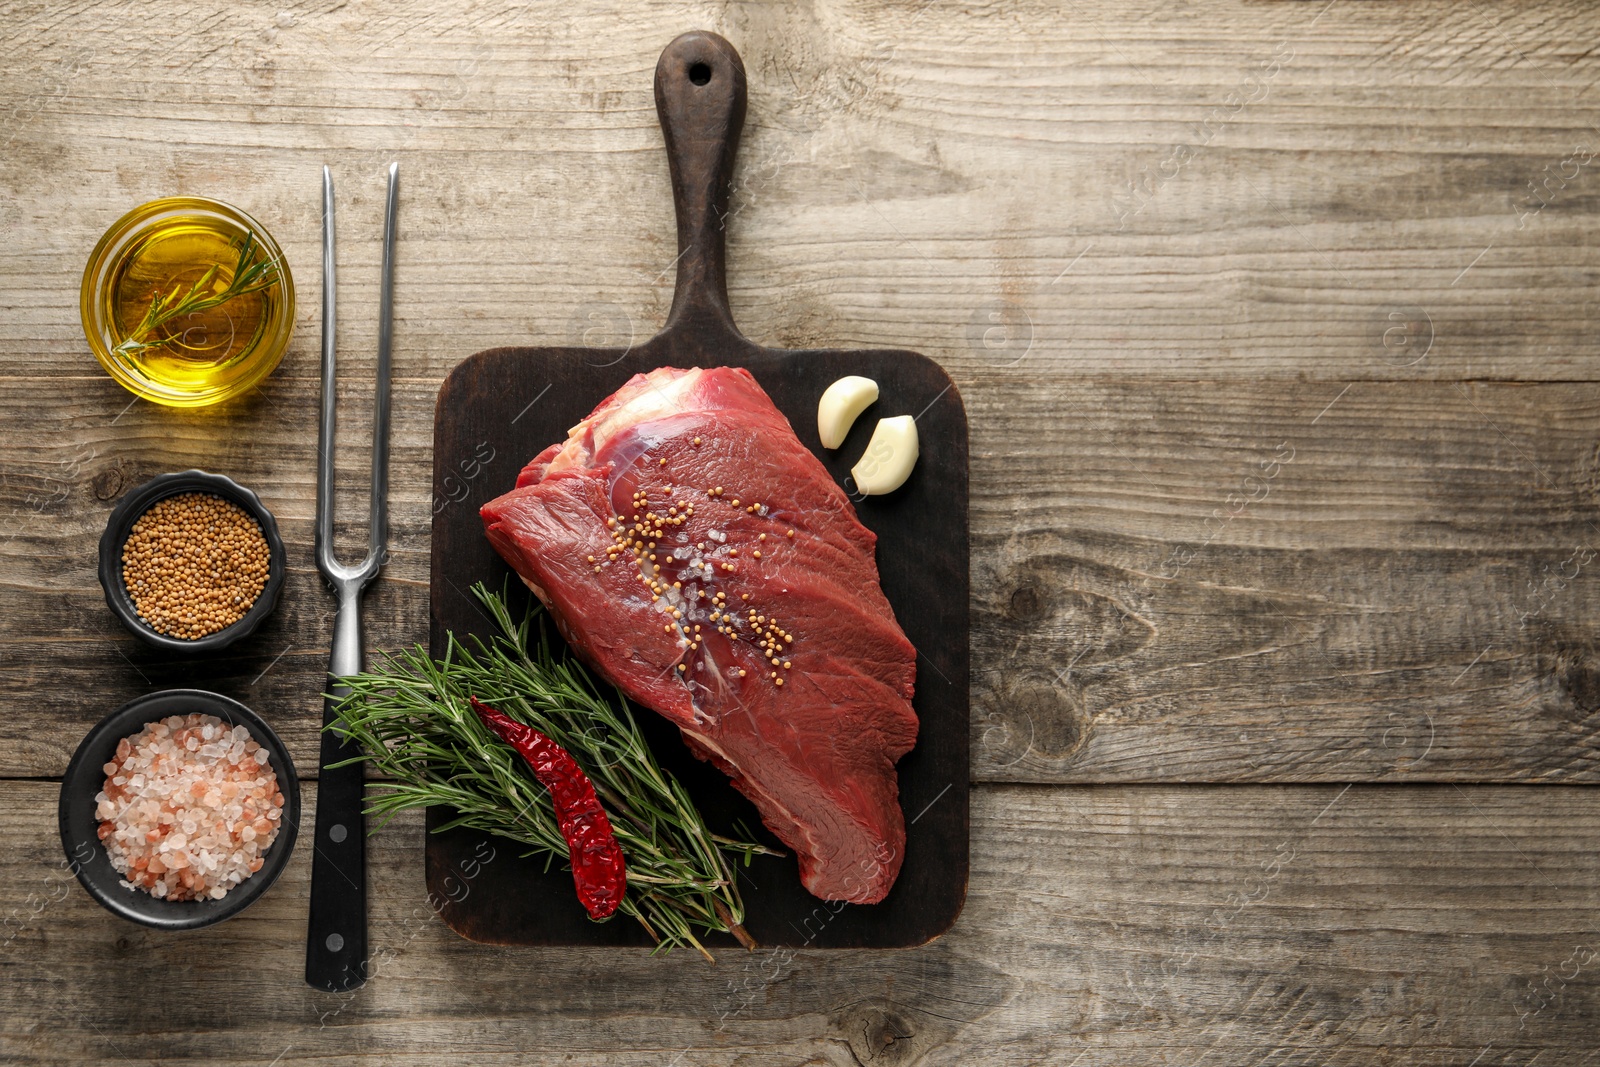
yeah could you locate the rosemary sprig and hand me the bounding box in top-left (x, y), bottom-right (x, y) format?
top-left (330, 582), bottom-right (778, 959)
top-left (112, 231), bottom-right (281, 360)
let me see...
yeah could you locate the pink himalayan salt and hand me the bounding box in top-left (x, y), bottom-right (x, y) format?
top-left (95, 713), bottom-right (283, 902)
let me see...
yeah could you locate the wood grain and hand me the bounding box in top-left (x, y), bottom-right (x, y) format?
top-left (969, 377), bottom-right (1600, 783)
top-left (3, 782), bottom-right (1597, 1065)
top-left (428, 343), bottom-right (969, 949)
top-left (425, 31), bottom-right (968, 949)
top-left (3, 2), bottom-right (1600, 384)
top-left (3, 0), bottom-right (1599, 1060)
top-left (4, 375), bottom-right (1598, 783)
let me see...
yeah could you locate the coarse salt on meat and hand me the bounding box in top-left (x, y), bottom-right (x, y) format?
top-left (481, 366), bottom-right (918, 904)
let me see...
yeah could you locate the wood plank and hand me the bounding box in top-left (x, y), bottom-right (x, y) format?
top-left (3, 1), bottom-right (1600, 383)
top-left (969, 377), bottom-right (1600, 783)
top-left (5, 2), bottom-right (1600, 1063)
top-left (427, 337), bottom-right (970, 948)
top-left (0, 372), bottom-right (435, 780)
top-left (5, 375), bottom-right (1600, 783)
top-left (424, 27), bottom-right (970, 949)
top-left (3, 781), bottom-right (1597, 1064)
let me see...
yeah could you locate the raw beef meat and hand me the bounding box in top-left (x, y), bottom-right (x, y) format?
top-left (480, 366), bottom-right (917, 904)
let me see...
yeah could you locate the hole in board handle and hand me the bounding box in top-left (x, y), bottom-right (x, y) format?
top-left (688, 62), bottom-right (711, 86)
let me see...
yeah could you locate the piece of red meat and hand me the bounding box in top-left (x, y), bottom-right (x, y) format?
top-left (480, 366), bottom-right (917, 904)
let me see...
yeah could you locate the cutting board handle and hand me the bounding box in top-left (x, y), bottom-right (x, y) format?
top-left (655, 31), bottom-right (747, 342)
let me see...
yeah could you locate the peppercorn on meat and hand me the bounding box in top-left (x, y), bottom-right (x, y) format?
top-left (480, 367), bottom-right (917, 904)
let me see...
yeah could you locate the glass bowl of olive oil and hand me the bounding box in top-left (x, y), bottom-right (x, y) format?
top-left (81, 198), bottom-right (294, 408)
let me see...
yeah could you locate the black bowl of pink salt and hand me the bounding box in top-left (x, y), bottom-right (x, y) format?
top-left (97, 470), bottom-right (286, 652)
top-left (59, 689), bottom-right (300, 930)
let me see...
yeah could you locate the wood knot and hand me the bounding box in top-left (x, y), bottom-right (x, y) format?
top-left (1561, 658), bottom-right (1600, 717)
top-left (1008, 582), bottom-right (1045, 621)
top-left (979, 671), bottom-right (1090, 768)
top-left (91, 464), bottom-right (125, 501)
top-left (990, 561), bottom-right (1157, 668)
top-left (844, 1006), bottom-right (919, 1066)
top-left (1535, 640), bottom-right (1600, 727)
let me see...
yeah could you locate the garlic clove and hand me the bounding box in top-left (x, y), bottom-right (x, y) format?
top-left (817, 375), bottom-right (879, 449)
top-left (850, 415), bottom-right (919, 496)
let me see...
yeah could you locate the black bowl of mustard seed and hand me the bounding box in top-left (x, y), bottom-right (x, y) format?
top-left (98, 471), bottom-right (286, 652)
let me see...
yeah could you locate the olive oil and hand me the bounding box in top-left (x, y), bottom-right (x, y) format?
top-left (82, 198), bottom-right (294, 407)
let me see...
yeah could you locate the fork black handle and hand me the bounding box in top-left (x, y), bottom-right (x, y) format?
top-left (305, 163), bottom-right (395, 993)
top-left (305, 594), bottom-right (369, 992)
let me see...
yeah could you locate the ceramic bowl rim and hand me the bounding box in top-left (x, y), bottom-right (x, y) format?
top-left (58, 688), bottom-right (301, 931)
top-left (96, 470), bottom-right (286, 653)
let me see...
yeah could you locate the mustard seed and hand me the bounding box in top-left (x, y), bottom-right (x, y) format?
top-left (121, 492), bottom-right (270, 640)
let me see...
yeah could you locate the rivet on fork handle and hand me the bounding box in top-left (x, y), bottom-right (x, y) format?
top-left (305, 162), bottom-right (397, 993)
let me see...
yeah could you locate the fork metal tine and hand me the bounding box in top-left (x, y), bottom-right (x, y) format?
top-left (306, 161), bottom-right (397, 993)
top-left (315, 163), bottom-right (395, 586)
top-left (367, 162), bottom-right (397, 568)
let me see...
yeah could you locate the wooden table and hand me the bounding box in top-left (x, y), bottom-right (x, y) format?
top-left (4, 1), bottom-right (1598, 1062)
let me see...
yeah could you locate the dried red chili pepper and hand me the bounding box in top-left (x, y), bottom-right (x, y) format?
top-left (469, 697), bottom-right (626, 919)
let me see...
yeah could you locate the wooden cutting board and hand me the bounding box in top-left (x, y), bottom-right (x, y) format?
top-left (427, 31), bottom-right (968, 949)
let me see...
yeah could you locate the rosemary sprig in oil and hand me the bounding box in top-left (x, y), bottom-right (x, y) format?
top-left (112, 231), bottom-right (281, 360)
top-left (330, 582), bottom-right (779, 959)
